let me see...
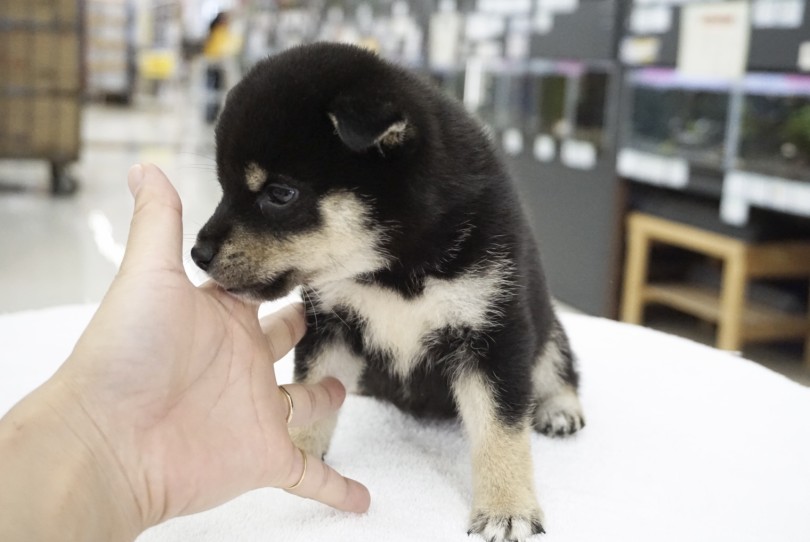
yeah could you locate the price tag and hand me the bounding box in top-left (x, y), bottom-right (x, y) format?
top-left (561, 139), bottom-right (597, 170)
top-left (630, 6), bottom-right (673, 34)
top-left (503, 128), bottom-right (525, 156)
top-left (533, 134), bottom-right (556, 162)
top-left (799, 42), bottom-right (810, 72)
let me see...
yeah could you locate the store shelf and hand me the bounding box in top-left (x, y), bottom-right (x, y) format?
top-left (644, 282), bottom-right (809, 342)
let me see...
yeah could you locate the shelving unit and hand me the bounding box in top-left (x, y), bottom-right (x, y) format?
top-left (622, 212), bottom-right (810, 364)
top-left (85, 0), bottom-right (134, 102)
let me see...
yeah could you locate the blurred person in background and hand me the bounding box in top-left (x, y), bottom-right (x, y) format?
top-left (203, 11), bottom-right (240, 123)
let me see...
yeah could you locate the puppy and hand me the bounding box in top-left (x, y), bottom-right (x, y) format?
top-left (192, 42), bottom-right (584, 542)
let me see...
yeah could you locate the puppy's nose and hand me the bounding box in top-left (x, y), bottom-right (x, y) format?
top-left (191, 242), bottom-right (217, 271)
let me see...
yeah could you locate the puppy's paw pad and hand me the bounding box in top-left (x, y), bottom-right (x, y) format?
top-left (534, 393), bottom-right (585, 437)
top-left (468, 512), bottom-right (545, 542)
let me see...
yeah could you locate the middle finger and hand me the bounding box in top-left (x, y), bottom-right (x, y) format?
top-left (279, 378), bottom-right (346, 427)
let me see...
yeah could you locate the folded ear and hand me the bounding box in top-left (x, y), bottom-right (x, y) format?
top-left (328, 94), bottom-right (414, 153)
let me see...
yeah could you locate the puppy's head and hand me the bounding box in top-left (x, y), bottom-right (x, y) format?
top-left (192, 43), bottom-right (427, 301)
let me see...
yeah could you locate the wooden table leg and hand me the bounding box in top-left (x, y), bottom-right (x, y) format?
top-left (621, 219), bottom-right (650, 325)
top-left (805, 289), bottom-right (810, 369)
top-left (717, 247), bottom-right (747, 352)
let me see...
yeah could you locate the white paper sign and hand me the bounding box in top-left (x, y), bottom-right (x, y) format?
top-left (617, 148), bottom-right (689, 187)
top-left (537, 0), bottom-right (578, 15)
top-left (479, 0), bottom-right (531, 14)
top-left (722, 171), bottom-right (810, 224)
top-left (720, 194), bottom-right (750, 225)
top-left (533, 134), bottom-right (556, 162)
top-left (678, 2), bottom-right (751, 79)
top-left (799, 42), bottom-right (810, 72)
top-left (774, 0), bottom-right (805, 27)
top-left (561, 139), bottom-right (597, 170)
top-left (620, 36), bottom-right (661, 65)
top-left (630, 6), bottom-right (673, 34)
top-left (503, 129), bottom-right (525, 156)
top-left (532, 10), bottom-right (554, 34)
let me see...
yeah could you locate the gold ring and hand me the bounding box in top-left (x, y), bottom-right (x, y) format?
top-left (285, 447), bottom-right (307, 490)
top-left (280, 386), bottom-right (293, 425)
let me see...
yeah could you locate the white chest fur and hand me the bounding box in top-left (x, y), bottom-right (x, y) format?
top-left (314, 265), bottom-right (511, 379)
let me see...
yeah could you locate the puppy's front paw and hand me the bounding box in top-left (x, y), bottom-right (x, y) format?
top-left (288, 417), bottom-right (336, 460)
top-left (534, 388), bottom-right (585, 437)
top-left (468, 509), bottom-right (545, 542)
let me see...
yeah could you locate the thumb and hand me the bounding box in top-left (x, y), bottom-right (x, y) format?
top-left (120, 163), bottom-right (184, 274)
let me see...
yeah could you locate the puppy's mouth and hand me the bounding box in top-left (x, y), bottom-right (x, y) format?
top-left (221, 270), bottom-right (298, 302)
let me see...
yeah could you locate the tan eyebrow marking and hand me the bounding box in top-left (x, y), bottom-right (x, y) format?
top-left (245, 162), bottom-right (268, 192)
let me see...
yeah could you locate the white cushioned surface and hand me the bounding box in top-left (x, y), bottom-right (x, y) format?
top-left (2, 304), bottom-right (809, 542)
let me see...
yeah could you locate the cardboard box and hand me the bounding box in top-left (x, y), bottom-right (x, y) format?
top-left (58, 32), bottom-right (81, 91)
top-left (0, 95), bottom-right (80, 158)
top-left (0, 98), bottom-right (9, 154)
top-left (32, 33), bottom-right (60, 90)
top-left (0, 0), bottom-right (80, 24)
top-left (0, 0), bottom-right (29, 22)
top-left (30, 31), bottom-right (81, 92)
top-left (31, 96), bottom-right (55, 154)
top-left (0, 96), bottom-right (33, 156)
top-left (57, 0), bottom-right (82, 25)
top-left (55, 97), bottom-right (81, 158)
top-left (33, 0), bottom-right (57, 24)
top-left (0, 30), bottom-right (32, 89)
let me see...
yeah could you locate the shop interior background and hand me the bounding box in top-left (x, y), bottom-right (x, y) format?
top-left (1, 0), bottom-right (809, 385)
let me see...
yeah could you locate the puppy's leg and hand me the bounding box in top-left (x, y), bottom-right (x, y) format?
top-left (453, 370), bottom-right (544, 542)
top-left (290, 338), bottom-right (363, 459)
top-left (532, 319), bottom-right (585, 437)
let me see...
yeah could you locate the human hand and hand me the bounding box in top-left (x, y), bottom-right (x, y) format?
top-left (26, 164), bottom-right (369, 535)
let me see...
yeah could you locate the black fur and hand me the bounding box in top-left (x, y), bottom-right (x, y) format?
top-left (199, 43), bottom-right (575, 424)
top-left (195, 42), bottom-right (583, 539)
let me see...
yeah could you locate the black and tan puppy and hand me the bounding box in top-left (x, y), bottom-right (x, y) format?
top-left (192, 42), bottom-right (584, 542)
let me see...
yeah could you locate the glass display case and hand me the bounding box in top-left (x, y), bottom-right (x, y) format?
top-left (625, 69), bottom-right (730, 170)
top-left (534, 73), bottom-right (569, 139)
top-left (492, 70), bottom-right (529, 131)
top-left (572, 70), bottom-right (610, 150)
top-left (737, 75), bottom-right (810, 183)
top-left (468, 62), bottom-right (528, 134)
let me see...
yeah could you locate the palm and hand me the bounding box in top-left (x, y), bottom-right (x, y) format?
top-left (66, 268), bottom-right (295, 521)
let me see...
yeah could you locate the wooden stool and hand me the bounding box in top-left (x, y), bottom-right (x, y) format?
top-left (621, 212), bottom-right (810, 366)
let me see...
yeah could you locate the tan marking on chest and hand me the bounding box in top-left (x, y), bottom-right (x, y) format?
top-left (315, 264), bottom-right (510, 379)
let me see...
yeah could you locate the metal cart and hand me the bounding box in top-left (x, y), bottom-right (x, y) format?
top-left (0, 0), bottom-right (84, 195)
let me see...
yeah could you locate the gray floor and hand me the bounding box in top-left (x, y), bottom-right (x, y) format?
top-left (1, 87), bottom-right (808, 388)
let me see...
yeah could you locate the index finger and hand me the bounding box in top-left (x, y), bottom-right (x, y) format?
top-left (283, 447), bottom-right (371, 513)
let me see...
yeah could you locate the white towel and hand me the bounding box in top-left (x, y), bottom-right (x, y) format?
top-left (2, 304), bottom-right (809, 542)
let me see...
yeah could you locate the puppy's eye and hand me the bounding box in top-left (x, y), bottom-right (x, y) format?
top-left (259, 184), bottom-right (299, 215)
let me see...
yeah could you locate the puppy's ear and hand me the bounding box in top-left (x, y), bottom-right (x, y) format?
top-left (328, 94), bottom-right (414, 153)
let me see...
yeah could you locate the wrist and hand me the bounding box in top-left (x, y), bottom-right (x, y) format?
top-left (0, 380), bottom-right (144, 541)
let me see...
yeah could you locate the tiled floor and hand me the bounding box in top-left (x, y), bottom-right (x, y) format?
top-left (1, 83), bottom-right (808, 388)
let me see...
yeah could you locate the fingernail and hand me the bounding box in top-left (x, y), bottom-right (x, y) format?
top-left (127, 164), bottom-right (144, 196)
